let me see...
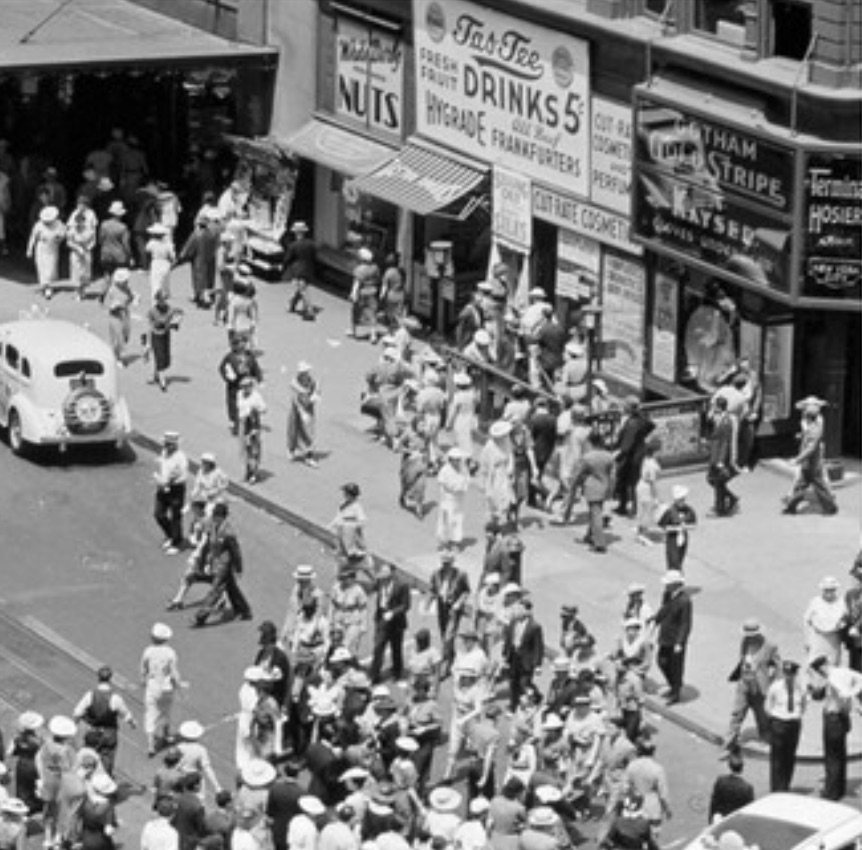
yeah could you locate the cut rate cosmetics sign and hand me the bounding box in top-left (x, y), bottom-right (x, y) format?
top-left (414, 0), bottom-right (590, 197)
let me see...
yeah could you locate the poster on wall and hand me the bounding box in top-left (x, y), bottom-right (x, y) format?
top-left (335, 15), bottom-right (404, 136)
top-left (493, 165), bottom-right (532, 251)
top-left (601, 254), bottom-right (645, 388)
top-left (557, 230), bottom-right (600, 301)
top-left (650, 270), bottom-right (677, 382)
top-left (802, 153), bottom-right (862, 300)
top-left (590, 96), bottom-right (632, 215)
top-left (413, 0), bottom-right (591, 196)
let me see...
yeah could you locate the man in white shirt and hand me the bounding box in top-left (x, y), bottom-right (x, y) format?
top-left (765, 660), bottom-right (807, 792)
top-left (140, 796), bottom-right (179, 850)
top-left (153, 431), bottom-right (189, 554)
top-left (288, 796), bottom-right (325, 850)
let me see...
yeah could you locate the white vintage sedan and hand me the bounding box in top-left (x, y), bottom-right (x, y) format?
top-left (683, 792), bottom-right (862, 850)
top-left (0, 319), bottom-right (132, 455)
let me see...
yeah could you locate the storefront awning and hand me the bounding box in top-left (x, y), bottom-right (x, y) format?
top-left (0, 0), bottom-right (276, 72)
top-left (284, 118), bottom-right (396, 177)
top-left (349, 138), bottom-right (489, 219)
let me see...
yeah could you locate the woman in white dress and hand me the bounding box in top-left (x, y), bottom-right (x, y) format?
top-left (27, 206), bottom-right (66, 299)
top-left (145, 223), bottom-right (175, 302)
top-left (478, 420), bottom-right (515, 526)
top-left (446, 371), bottom-right (477, 466)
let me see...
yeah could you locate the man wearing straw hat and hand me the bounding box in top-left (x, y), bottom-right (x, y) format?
top-left (282, 221), bottom-right (317, 320)
top-left (781, 395), bottom-right (838, 515)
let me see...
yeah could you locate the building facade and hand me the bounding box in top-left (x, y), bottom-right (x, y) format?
top-left (265, 0), bottom-right (860, 457)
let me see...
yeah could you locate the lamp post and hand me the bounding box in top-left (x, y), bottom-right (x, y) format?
top-left (426, 240), bottom-right (454, 336)
top-left (582, 303), bottom-right (603, 409)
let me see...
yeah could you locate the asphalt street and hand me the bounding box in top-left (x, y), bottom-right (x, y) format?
top-left (0, 442), bottom-right (858, 848)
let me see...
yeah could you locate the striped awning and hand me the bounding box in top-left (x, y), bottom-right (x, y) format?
top-left (285, 118), bottom-right (396, 177)
top-left (349, 138), bottom-right (488, 219)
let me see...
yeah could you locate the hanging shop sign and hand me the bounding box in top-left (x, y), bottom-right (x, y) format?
top-left (493, 165), bottom-right (532, 252)
top-left (650, 269), bottom-right (678, 383)
top-left (335, 15), bottom-right (405, 135)
top-left (533, 184), bottom-right (641, 255)
top-left (601, 254), bottom-right (646, 389)
top-left (556, 230), bottom-right (599, 300)
top-left (413, 0), bottom-right (590, 196)
top-left (633, 168), bottom-right (793, 293)
top-left (590, 96), bottom-right (632, 216)
top-left (633, 97), bottom-right (796, 294)
top-left (634, 98), bottom-right (795, 213)
top-left (801, 153), bottom-right (862, 300)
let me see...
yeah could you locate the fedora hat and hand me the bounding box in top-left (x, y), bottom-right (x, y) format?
top-left (795, 395), bottom-right (827, 411)
top-left (147, 223), bottom-right (169, 236)
top-left (299, 795), bottom-right (326, 816)
top-left (662, 570), bottom-right (685, 585)
top-left (453, 371), bottom-right (472, 387)
top-left (357, 247), bottom-right (374, 262)
top-left (290, 221), bottom-right (309, 233)
top-left (741, 618), bottom-right (761, 635)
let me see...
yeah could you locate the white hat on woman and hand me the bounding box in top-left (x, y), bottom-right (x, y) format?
top-left (48, 715), bottom-right (76, 738)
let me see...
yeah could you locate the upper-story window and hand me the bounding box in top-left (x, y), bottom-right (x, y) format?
top-left (694, 0), bottom-right (746, 35)
top-left (644, 0), bottom-right (669, 15)
top-left (770, 0), bottom-right (812, 59)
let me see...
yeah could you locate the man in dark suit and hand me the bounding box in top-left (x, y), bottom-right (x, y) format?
top-left (503, 598), bottom-right (545, 711)
top-left (266, 761), bottom-right (306, 850)
top-left (708, 753), bottom-right (754, 823)
top-left (428, 552), bottom-right (471, 676)
top-left (192, 502), bottom-right (252, 627)
top-left (572, 431), bottom-right (616, 553)
top-left (613, 397), bottom-right (655, 517)
top-left (707, 394), bottom-right (740, 517)
top-left (282, 221), bottom-right (318, 320)
top-left (254, 620), bottom-right (291, 711)
top-left (723, 619), bottom-right (780, 751)
top-left (369, 563), bottom-right (411, 683)
top-left (172, 771), bottom-right (207, 850)
top-left (653, 571), bottom-right (692, 705)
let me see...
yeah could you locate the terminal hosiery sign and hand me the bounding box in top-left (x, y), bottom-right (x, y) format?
top-left (413, 0), bottom-right (590, 198)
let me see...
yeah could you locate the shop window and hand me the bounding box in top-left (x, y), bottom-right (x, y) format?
top-left (770, 0), bottom-right (812, 60)
top-left (694, 0), bottom-right (746, 37)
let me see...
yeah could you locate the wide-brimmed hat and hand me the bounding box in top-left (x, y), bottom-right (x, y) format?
top-left (340, 766), bottom-right (370, 783)
top-left (742, 618), bottom-right (761, 635)
top-left (541, 712), bottom-right (564, 731)
top-left (18, 711), bottom-right (44, 731)
top-left (395, 736), bottom-right (419, 753)
top-left (795, 395), bottom-right (827, 411)
top-left (528, 287), bottom-right (546, 299)
top-left (357, 247), bottom-right (374, 262)
top-left (469, 797), bottom-right (490, 815)
top-left (534, 786), bottom-right (562, 804)
top-left (344, 669), bottom-right (371, 690)
top-left (0, 799), bottom-right (28, 817)
top-left (147, 223), bottom-right (169, 236)
top-left (453, 372), bottom-right (472, 387)
top-left (108, 200), bottom-right (126, 216)
top-left (293, 564), bottom-right (317, 581)
top-left (483, 571), bottom-right (501, 586)
top-left (39, 206), bottom-right (59, 223)
top-left (48, 715), bottom-right (76, 738)
top-left (152, 622), bottom-right (173, 641)
top-left (299, 795), bottom-right (326, 816)
top-left (489, 420), bottom-right (512, 439)
top-left (91, 774), bottom-right (118, 796)
top-left (819, 576), bottom-right (840, 591)
top-left (290, 221), bottom-right (309, 233)
top-left (662, 570), bottom-right (685, 585)
top-left (527, 806), bottom-right (558, 828)
top-left (241, 759), bottom-right (277, 788)
top-left (565, 341), bottom-right (585, 357)
top-left (502, 582), bottom-right (522, 596)
top-left (178, 720), bottom-right (204, 741)
top-left (474, 329), bottom-right (491, 345)
top-left (429, 786), bottom-right (462, 812)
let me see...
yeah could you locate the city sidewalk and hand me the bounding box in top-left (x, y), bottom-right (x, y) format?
top-left (1, 263), bottom-right (860, 762)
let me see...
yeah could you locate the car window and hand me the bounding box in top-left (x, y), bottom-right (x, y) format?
top-left (705, 815), bottom-right (818, 850)
top-left (5, 345), bottom-right (19, 370)
top-left (54, 360), bottom-right (105, 378)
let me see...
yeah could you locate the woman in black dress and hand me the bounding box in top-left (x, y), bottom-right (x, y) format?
top-left (146, 290), bottom-right (183, 391)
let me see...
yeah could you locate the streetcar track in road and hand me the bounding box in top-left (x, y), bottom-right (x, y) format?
top-left (0, 606), bottom-right (235, 781)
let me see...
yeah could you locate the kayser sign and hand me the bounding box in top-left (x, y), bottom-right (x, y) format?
top-left (413, 0), bottom-right (590, 198)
